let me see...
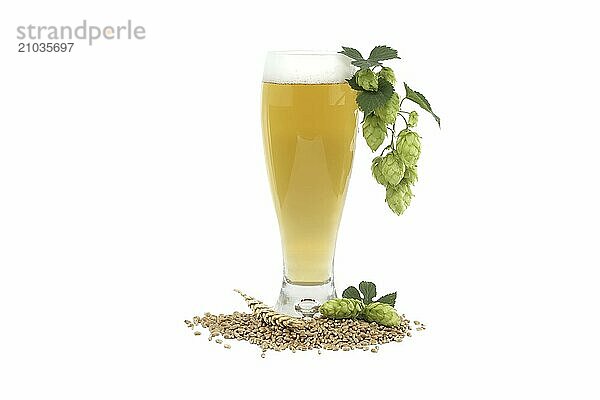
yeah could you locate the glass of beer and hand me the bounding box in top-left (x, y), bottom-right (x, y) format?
top-left (261, 51), bottom-right (358, 316)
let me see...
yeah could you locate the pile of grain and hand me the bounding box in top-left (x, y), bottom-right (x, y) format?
top-left (185, 311), bottom-right (425, 356)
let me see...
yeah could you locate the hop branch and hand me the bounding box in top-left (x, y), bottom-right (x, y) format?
top-left (339, 45), bottom-right (441, 215)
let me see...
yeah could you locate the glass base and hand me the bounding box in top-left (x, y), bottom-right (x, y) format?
top-left (275, 278), bottom-right (336, 317)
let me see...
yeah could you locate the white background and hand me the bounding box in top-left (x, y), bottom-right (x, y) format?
top-left (1, 0), bottom-right (599, 399)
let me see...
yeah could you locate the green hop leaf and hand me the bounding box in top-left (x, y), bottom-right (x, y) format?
top-left (376, 292), bottom-right (397, 307)
top-left (371, 156), bottom-right (386, 186)
top-left (377, 66), bottom-right (396, 85)
top-left (340, 45), bottom-right (399, 69)
top-left (346, 75), bottom-right (362, 91)
top-left (396, 129), bottom-right (421, 167)
top-left (368, 45), bottom-right (400, 62)
top-left (404, 83), bottom-right (441, 127)
top-left (319, 298), bottom-right (365, 319)
top-left (342, 286), bottom-right (362, 301)
top-left (356, 78), bottom-right (394, 115)
top-left (352, 59), bottom-right (382, 69)
top-left (356, 69), bottom-right (378, 91)
top-left (374, 92), bottom-right (400, 124)
top-left (408, 111), bottom-right (418, 127)
top-left (339, 46), bottom-right (364, 61)
top-left (385, 182), bottom-right (413, 215)
top-left (401, 165), bottom-right (418, 185)
top-left (380, 152), bottom-right (405, 186)
top-left (363, 302), bottom-right (402, 327)
top-left (362, 114), bottom-right (387, 152)
top-left (359, 281), bottom-right (377, 304)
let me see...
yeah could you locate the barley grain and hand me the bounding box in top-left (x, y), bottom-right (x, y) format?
top-left (187, 292), bottom-right (423, 354)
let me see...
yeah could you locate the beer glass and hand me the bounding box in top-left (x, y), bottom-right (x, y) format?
top-left (261, 51), bottom-right (358, 316)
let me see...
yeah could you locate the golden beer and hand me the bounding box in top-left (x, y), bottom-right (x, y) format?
top-left (262, 82), bottom-right (358, 284)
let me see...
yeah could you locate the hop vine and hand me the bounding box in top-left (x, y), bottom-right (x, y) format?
top-left (339, 45), bottom-right (441, 215)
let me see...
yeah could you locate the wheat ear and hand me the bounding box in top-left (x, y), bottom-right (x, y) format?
top-left (234, 289), bottom-right (305, 329)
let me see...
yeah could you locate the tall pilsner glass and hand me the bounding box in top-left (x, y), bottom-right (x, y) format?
top-left (261, 52), bottom-right (358, 316)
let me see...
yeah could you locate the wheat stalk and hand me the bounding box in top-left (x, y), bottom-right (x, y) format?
top-left (234, 289), bottom-right (305, 329)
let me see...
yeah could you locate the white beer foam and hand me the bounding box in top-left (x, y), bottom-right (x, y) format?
top-left (263, 51), bottom-right (355, 84)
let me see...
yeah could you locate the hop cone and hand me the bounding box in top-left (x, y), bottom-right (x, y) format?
top-left (378, 66), bottom-right (396, 85)
top-left (371, 156), bottom-right (386, 186)
top-left (396, 130), bottom-right (421, 167)
top-left (363, 302), bottom-right (402, 327)
top-left (319, 298), bottom-right (364, 319)
top-left (380, 152), bottom-right (405, 186)
top-left (402, 165), bottom-right (418, 185)
top-left (408, 111), bottom-right (419, 128)
top-left (362, 114), bottom-right (387, 151)
top-left (374, 92), bottom-right (400, 124)
top-left (385, 182), bottom-right (413, 215)
top-left (356, 69), bottom-right (378, 91)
